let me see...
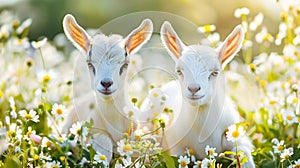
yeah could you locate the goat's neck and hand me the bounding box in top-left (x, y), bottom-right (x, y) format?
top-left (168, 82), bottom-right (225, 144)
top-left (96, 84), bottom-right (130, 141)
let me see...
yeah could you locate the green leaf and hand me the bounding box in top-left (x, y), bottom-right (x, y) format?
top-left (4, 156), bottom-right (22, 168)
top-left (260, 160), bottom-right (276, 168)
top-left (161, 151), bottom-right (175, 168)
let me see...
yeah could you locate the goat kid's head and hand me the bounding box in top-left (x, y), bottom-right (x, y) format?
top-left (160, 21), bottom-right (244, 106)
top-left (63, 14), bottom-right (153, 97)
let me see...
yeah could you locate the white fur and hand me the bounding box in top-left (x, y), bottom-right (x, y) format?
top-left (160, 21), bottom-right (255, 167)
top-left (61, 14), bottom-right (153, 143)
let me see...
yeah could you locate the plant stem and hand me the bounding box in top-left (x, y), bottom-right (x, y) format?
top-left (235, 141), bottom-right (241, 168)
top-left (39, 48), bottom-right (46, 70)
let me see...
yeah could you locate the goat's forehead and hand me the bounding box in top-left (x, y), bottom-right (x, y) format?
top-left (89, 34), bottom-right (125, 63)
top-left (180, 45), bottom-right (220, 69)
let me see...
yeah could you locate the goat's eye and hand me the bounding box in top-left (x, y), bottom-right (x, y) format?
top-left (87, 62), bottom-right (96, 75)
top-left (176, 69), bottom-right (183, 76)
top-left (209, 71), bottom-right (219, 79)
top-left (119, 62), bottom-right (129, 75)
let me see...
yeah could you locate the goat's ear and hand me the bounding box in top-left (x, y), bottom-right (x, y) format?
top-left (124, 19), bottom-right (153, 54)
top-left (217, 25), bottom-right (244, 69)
top-left (63, 14), bottom-right (91, 53)
top-left (160, 21), bottom-right (186, 60)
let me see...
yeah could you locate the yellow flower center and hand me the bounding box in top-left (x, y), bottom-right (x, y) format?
top-left (123, 144), bottom-right (132, 152)
top-left (295, 164), bottom-right (300, 168)
top-left (259, 80), bottom-right (267, 87)
top-left (189, 148), bottom-right (194, 155)
top-left (269, 100), bottom-right (276, 105)
top-left (33, 155), bottom-right (39, 161)
top-left (0, 90), bottom-right (3, 98)
top-left (263, 33), bottom-right (273, 41)
top-left (293, 98), bottom-right (298, 104)
top-left (7, 130), bottom-right (15, 136)
top-left (153, 93), bottom-right (159, 98)
top-left (17, 39), bottom-right (22, 45)
top-left (58, 137), bottom-right (64, 142)
top-left (277, 145), bottom-right (283, 151)
top-left (51, 165), bottom-right (58, 168)
top-left (100, 155), bottom-right (107, 161)
top-left (0, 32), bottom-right (7, 38)
top-left (286, 115), bottom-right (293, 121)
top-left (76, 128), bottom-right (81, 135)
top-left (26, 131), bottom-right (33, 137)
top-left (249, 64), bottom-right (256, 71)
top-left (153, 112), bottom-right (159, 117)
top-left (56, 108), bottom-right (63, 115)
top-left (45, 141), bottom-right (51, 147)
top-left (298, 117), bottom-right (300, 123)
top-left (295, 67), bottom-right (299, 72)
top-left (284, 154), bottom-right (290, 160)
top-left (12, 20), bottom-right (20, 27)
top-left (208, 149), bottom-right (214, 155)
top-left (294, 51), bottom-right (299, 56)
top-left (198, 161), bottom-right (202, 167)
top-left (43, 75), bottom-right (51, 82)
top-left (131, 60), bottom-right (136, 65)
top-left (180, 161), bottom-right (187, 167)
top-left (24, 114), bottom-right (32, 119)
top-left (232, 130), bottom-right (240, 138)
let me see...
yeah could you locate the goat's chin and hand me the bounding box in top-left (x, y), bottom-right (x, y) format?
top-left (185, 95), bottom-right (209, 106)
top-left (96, 89), bottom-right (116, 98)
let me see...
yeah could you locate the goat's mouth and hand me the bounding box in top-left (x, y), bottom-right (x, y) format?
top-left (97, 89), bottom-right (116, 95)
top-left (187, 95), bottom-right (204, 100)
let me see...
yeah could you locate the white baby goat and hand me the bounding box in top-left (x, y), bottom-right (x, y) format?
top-left (160, 22), bottom-right (255, 167)
top-left (62, 14), bottom-right (153, 145)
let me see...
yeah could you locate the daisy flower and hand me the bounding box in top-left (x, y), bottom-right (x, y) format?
top-left (69, 122), bottom-right (88, 142)
top-left (45, 160), bottom-right (62, 168)
top-left (41, 137), bottom-right (52, 150)
top-left (193, 161), bottom-right (202, 168)
top-left (201, 158), bottom-right (213, 168)
top-left (31, 37), bottom-right (47, 49)
top-left (7, 123), bottom-right (22, 140)
top-left (51, 103), bottom-right (67, 120)
top-left (280, 147), bottom-right (293, 162)
top-left (282, 110), bottom-right (297, 125)
top-left (293, 159), bottom-right (300, 167)
top-left (93, 151), bottom-right (108, 167)
top-left (19, 109), bottom-right (39, 123)
top-left (234, 7), bottom-right (250, 18)
top-left (205, 145), bottom-right (218, 159)
top-left (272, 138), bottom-right (285, 154)
top-left (39, 152), bottom-right (52, 162)
top-left (226, 124), bottom-right (246, 142)
top-left (178, 155), bottom-right (190, 168)
top-left (24, 126), bottom-right (36, 142)
top-left (197, 25), bottom-right (216, 33)
top-left (37, 70), bottom-right (56, 83)
top-left (255, 27), bottom-right (274, 43)
top-left (117, 139), bottom-right (133, 157)
top-left (185, 148), bottom-right (196, 162)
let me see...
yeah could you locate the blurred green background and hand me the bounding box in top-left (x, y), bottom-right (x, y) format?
top-left (0, 0), bottom-right (281, 40)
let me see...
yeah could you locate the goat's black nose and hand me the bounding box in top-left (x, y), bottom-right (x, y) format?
top-left (188, 84), bottom-right (201, 94)
top-left (100, 78), bottom-right (113, 89)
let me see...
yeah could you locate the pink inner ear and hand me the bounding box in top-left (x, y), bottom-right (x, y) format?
top-left (67, 20), bottom-right (87, 51)
top-left (166, 31), bottom-right (180, 58)
top-left (221, 32), bottom-right (241, 63)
